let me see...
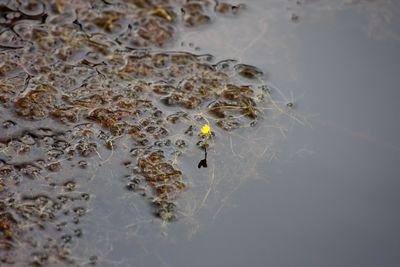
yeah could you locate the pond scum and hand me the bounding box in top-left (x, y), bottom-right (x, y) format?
top-left (0, 0), bottom-right (299, 265)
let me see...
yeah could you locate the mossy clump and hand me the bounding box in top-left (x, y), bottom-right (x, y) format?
top-left (0, 0), bottom-right (271, 264)
top-left (0, 124), bottom-right (91, 265)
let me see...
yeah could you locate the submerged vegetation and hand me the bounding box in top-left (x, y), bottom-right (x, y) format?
top-left (0, 0), bottom-right (293, 265)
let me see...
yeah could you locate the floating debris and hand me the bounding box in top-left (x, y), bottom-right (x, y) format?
top-left (215, 2), bottom-right (245, 15)
top-left (234, 64), bottom-right (264, 79)
top-left (148, 7), bottom-right (174, 22)
top-left (291, 13), bottom-right (299, 22)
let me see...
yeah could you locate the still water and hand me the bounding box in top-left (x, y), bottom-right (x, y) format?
top-left (1, 0), bottom-right (400, 266)
top-left (150, 1), bottom-right (400, 267)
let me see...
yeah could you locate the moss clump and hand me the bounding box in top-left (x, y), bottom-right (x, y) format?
top-left (0, 0), bottom-right (271, 264)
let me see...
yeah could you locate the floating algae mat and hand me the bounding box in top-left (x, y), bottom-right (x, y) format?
top-left (0, 0), bottom-right (294, 265)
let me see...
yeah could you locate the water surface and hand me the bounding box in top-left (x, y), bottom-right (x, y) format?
top-left (1, 0), bottom-right (400, 266)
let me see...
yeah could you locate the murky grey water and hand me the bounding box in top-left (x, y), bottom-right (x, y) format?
top-left (1, 0), bottom-right (400, 266)
top-left (136, 1), bottom-right (400, 267)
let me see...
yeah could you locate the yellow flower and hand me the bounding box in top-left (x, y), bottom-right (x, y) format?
top-left (201, 124), bottom-right (211, 135)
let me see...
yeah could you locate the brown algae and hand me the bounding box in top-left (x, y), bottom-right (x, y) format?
top-left (0, 0), bottom-right (279, 265)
